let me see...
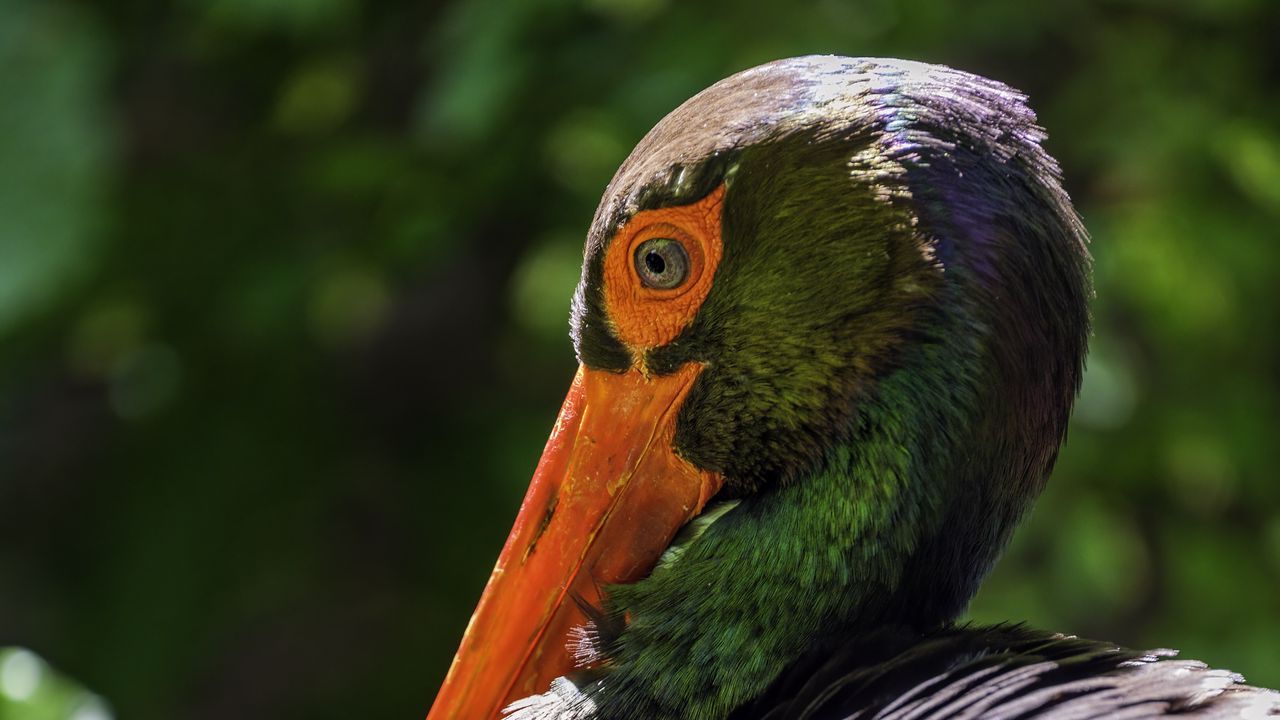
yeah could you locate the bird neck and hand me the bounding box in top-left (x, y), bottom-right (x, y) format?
top-left (582, 315), bottom-right (1015, 720)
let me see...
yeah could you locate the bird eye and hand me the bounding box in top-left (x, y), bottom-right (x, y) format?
top-left (634, 238), bottom-right (690, 289)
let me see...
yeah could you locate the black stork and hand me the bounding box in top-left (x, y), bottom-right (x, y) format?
top-left (426, 56), bottom-right (1279, 720)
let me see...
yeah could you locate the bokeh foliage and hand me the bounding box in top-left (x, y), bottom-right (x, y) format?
top-left (0, 0), bottom-right (1277, 718)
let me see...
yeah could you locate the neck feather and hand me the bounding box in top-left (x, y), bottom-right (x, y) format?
top-left (570, 311), bottom-right (1006, 720)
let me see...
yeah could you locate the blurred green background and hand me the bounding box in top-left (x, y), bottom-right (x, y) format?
top-left (0, 0), bottom-right (1277, 718)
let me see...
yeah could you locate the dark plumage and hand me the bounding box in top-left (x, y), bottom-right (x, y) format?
top-left (739, 626), bottom-right (1277, 719)
top-left (431, 56), bottom-right (1279, 720)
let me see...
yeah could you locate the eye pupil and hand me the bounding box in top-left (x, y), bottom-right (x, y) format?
top-left (633, 237), bottom-right (690, 289)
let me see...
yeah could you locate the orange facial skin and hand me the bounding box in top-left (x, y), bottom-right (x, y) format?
top-left (425, 185), bottom-right (728, 720)
top-left (603, 184), bottom-right (725, 356)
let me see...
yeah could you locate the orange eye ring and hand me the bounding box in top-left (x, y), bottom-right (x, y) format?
top-left (602, 184), bottom-right (725, 355)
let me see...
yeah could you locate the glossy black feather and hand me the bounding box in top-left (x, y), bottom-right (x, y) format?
top-left (731, 625), bottom-right (1279, 719)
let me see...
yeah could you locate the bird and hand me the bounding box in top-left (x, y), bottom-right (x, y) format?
top-left (425, 56), bottom-right (1279, 720)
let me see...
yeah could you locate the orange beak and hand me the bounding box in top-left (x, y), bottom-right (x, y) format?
top-left (426, 363), bottom-right (723, 720)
